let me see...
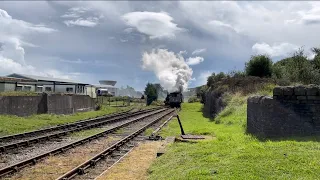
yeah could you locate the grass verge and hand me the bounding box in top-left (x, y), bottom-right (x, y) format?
top-left (0, 106), bottom-right (131, 136)
top-left (148, 93), bottom-right (320, 179)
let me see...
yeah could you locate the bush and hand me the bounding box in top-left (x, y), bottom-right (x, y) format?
top-left (188, 96), bottom-right (200, 103)
top-left (273, 48), bottom-right (320, 85)
top-left (245, 55), bottom-right (273, 77)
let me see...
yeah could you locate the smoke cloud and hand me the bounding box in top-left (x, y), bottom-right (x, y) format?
top-left (142, 49), bottom-right (194, 93)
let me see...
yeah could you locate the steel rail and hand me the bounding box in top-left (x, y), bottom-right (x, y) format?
top-left (56, 109), bottom-right (174, 180)
top-left (0, 108), bottom-right (162, 152)
top-left (0, 108), bottom-right (167, 178)
top-left (0, 108), bottom-right (136, 141)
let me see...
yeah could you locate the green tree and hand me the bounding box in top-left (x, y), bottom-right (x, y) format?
top-left (245, 55), bottom-right (273, 77)
top-left (144, 83), bottom-right (158, 105)
top-left (206, 72), bottom-right (227, 87)
top-left (272, 48), bottom-right (320, 85)
top-left (311, 47), bottom-right (320, 69)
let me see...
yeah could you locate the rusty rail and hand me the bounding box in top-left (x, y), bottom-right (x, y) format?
top-left (0, 108), bottom-right (167, 178)
top-left (0, 108), bottom-right (162, 153)
top-left (0, 109), bottom-right (136, 141)
top-left (57, 109), bottom-right (174, 180)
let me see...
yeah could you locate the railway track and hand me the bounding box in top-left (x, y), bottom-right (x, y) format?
top-left (0, 107), bottom-right (161, 152)
top-left (57, 108), bottom-right (175, 180)
top-left (0, 109), bottom-right (133, 142)
top-left (0, 108), bottom-right (169, 178)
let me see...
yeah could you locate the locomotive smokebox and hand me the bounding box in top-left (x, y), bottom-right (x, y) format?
top-left (164, 91), bottom-right (183, 108)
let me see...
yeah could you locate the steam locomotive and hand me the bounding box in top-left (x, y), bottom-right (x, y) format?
top-left (164, 92), bottom-right (183, 108)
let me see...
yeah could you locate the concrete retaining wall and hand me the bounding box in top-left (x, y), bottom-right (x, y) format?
top-left (0, 94), bottom-right (95, 116)
top-left (0, 96), bottom-right (46, 116)
top-left (247, 85), bottom-right (320, 137)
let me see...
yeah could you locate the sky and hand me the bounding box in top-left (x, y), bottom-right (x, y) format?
top-left (1, 1), bottom-right (320, 91)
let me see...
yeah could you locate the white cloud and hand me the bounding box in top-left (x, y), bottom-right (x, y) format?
top-left (62, 7), bottom-right (102, 27)
top-left (285, 3), bottom-right (320, 25)
top-left (179, 50), bottom-right (187, 55)
top-left (198, 71), bottom-right (212, 86)
top-left (177, 1), bottom-right (320, 48)
top-left (192, 48), bottom-right (206, 55)
top-left (307, 52), bottom-right (316, 60)
top-left (0, 9), bottom-right (56, 65)
top-left (0, 8), bottom-right (72, 80)
top-left (0, 55), bottom-right (72, 79)
top-left (208, 20), bottom-right (238, 33)
top-left (123, 27), bottom-right (134, 34)
top-left (252, 42), bottom-right (300, 57)
top-left (64, 18), bottom-right (99, 27)
top-left (61, 7), bottom-right (90, 18)
top-left (120, 39), bottom-right (128, 43)
top-left (186, 56), bottom-right (204, 66)
top-left (122, 11), bottom-right (184, 39)
top-left (0, 9), bottom-right (56, 34)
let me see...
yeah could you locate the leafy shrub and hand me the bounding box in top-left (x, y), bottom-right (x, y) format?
top-left (245, 55), bottom-right (273, 77)
top-left (273, 48), bottom-right (320, 85)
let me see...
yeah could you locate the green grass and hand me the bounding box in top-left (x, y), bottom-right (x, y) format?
top-left (148, 93), bottom-right (320, 179)
top-left (0, 91), bottom-right (39, 96)
top-left (144, 128), bottom-right (154, 136)
top-left (0, 106), bottom-right (131, 136)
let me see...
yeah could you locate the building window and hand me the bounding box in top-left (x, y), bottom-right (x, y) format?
top-left (16, 86), bottom-right (23, 91)
top-left (24, 86), bottom-right (31, 91)
top-left (66, 87), bottom-right (73, 93)
top-left (45, 87), bottom-right (52, 92)
top-left (76, 85), bottom-right (84, 94)
top-left (36, 86), bottom-right (43, 92)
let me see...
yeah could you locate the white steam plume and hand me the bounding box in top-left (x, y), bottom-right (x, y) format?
top-left (142, 49), bottom-right (193, 93)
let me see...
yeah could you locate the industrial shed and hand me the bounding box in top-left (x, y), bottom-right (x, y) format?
top-left (5, 73), bottom-right (89, 95)
top-left (0, 77), bottom-right (37, 92)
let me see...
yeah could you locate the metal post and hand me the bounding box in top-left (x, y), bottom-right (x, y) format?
top-left (176, 115), bottom-right (185, 135)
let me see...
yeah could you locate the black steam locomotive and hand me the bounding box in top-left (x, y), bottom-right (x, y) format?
top-left (164, 92), bottom-right (183, 108)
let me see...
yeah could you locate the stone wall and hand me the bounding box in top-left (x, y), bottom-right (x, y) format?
top-left (204, 91), bottom-right (224, 117)
top-left (247, 85), bottom-right (320, 138)
top-left (0, 94), bottom-right (95, 116)
top-left (0, 96), bottom-right (46, 116)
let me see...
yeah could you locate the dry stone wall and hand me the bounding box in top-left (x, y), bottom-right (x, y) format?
top-left (247, 85), bottom-right (320, 138)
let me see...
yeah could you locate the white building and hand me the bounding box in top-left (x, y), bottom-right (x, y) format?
top-left (5, 73), bottom-right (89, 95)
top-left (85, 80), bottom-right (118, 98)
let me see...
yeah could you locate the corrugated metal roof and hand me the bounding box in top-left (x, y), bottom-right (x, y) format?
top-left (0, 76), bottom-right (37, 82)
top-left (6, 73), bottom-right (87, 84)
